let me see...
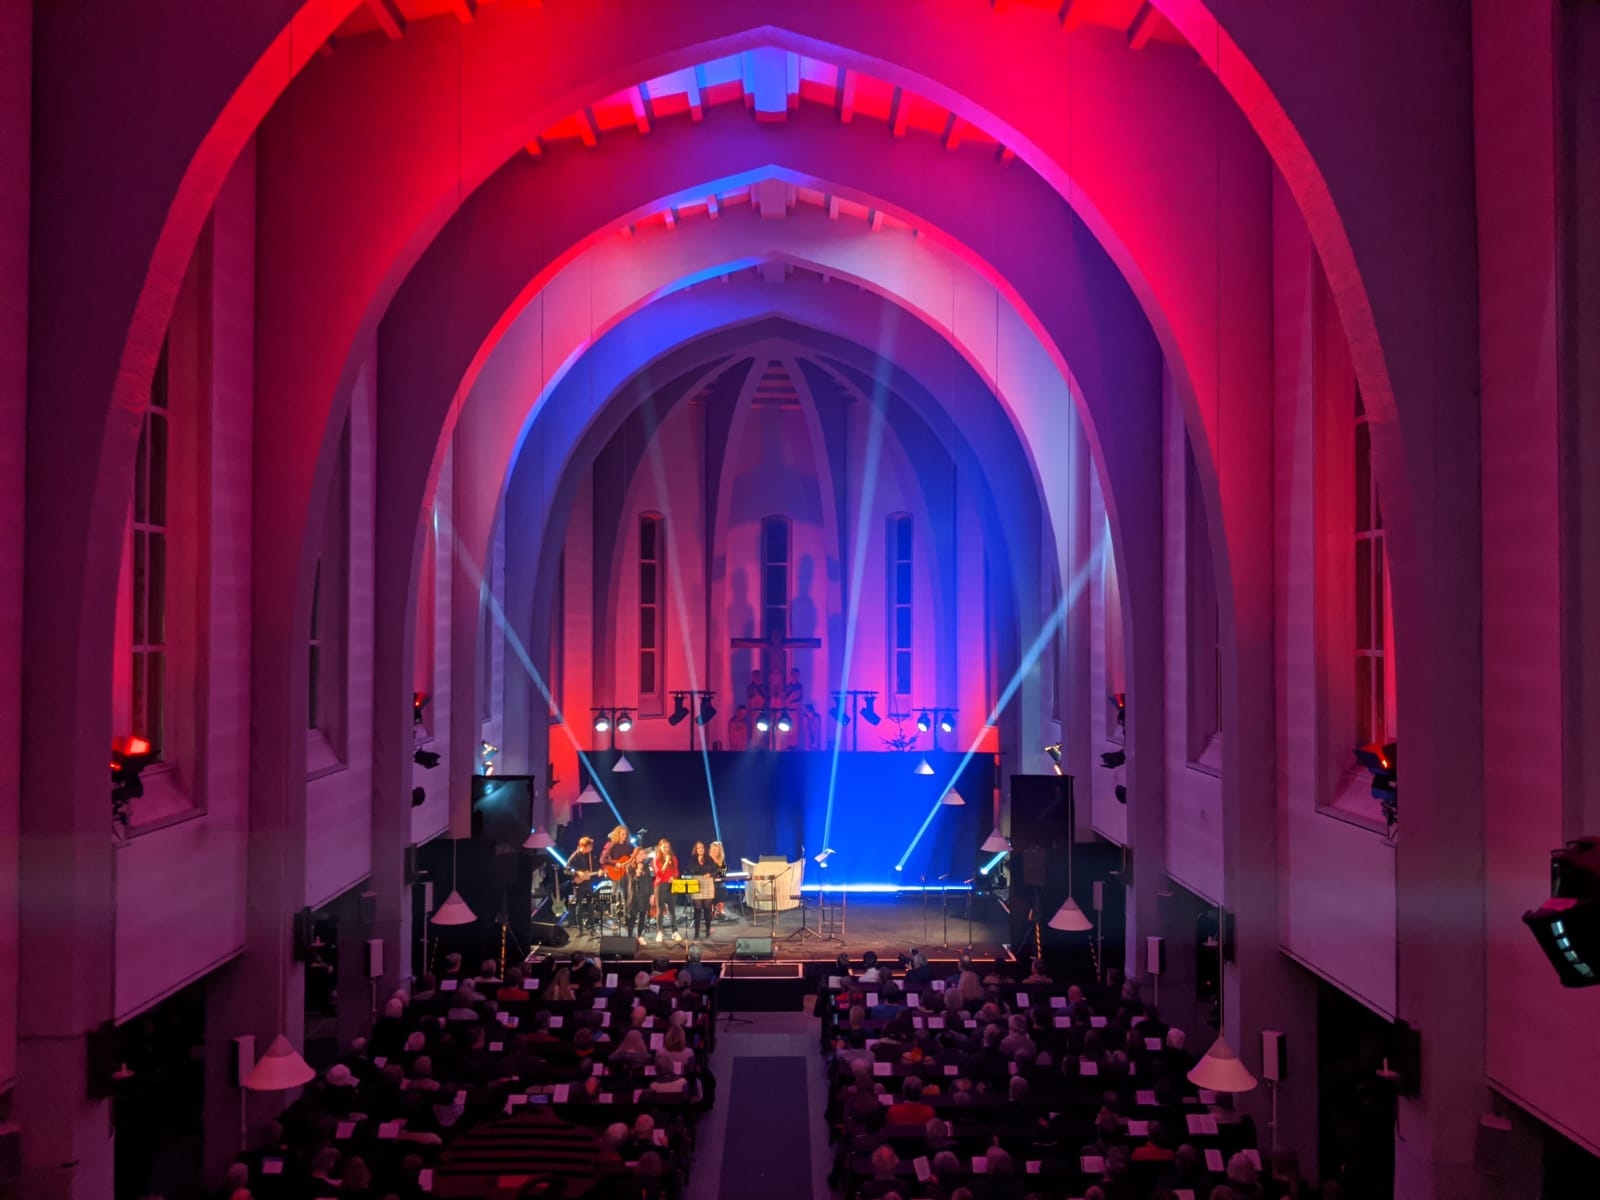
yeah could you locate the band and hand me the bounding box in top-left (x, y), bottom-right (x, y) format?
top-left (561, 825), bottom-right (737, 945)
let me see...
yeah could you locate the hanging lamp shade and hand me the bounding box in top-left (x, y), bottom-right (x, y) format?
top-left (980, 829), bottom-right (1011, 853)
top-left (431, 889), bottom-right (477, 926)
top-left (914, 758), bottom-right (936, 776)
top-left (612, 754), bottom-right (634, 774)
top-left (1188, 1035), bottom-right (1258, 1093)
top-left (1048, 897), bottom-right (1094, 932)
top-left (941, 788), bottom-right (966, 806)
top-left (574, 785), bottom-right (604, 806)
top-left (242, 1034), bottom-right (316, 1092)
top-left (522, 829), bottom-right (555, 850)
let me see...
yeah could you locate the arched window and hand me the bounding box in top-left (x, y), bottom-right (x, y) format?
top-left (638, 513), bottom-right (665, 708)
top-left (888, 514), bottom-right (913, 698)
top-left (131, 339), bottom-right (171, 759)
top-left (762, 515), bottom-right (791, 641)
top-left (1355, 388), bottom-right (1389, 745)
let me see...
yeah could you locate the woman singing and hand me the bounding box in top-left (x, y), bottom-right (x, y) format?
top-left (687, 841), bottom-right (721, 939)
top-left (652, 839), bottom-right (681, 943)
top-left (625, 854), bottom-right (654, 944)
top-left (708, 841), bottom-right (731, 922)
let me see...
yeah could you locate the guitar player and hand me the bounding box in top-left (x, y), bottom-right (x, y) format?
top-left (566, 835), bottom-right (601, 933)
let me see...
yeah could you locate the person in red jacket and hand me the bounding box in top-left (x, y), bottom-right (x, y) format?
top-left (652, 839), bottom-right (681, 943)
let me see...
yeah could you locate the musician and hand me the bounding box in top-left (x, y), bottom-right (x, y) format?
top-left (708, 841), bottom-right (732, 921)
top-left (600, 825), bottom-right (634, 868)
top-left (624, 854), bottom-right (655, 943)
top-left (652, 839), bottom-right (682, 943)
top-left (686, 841), bottom-right (722, 939)
top-left (566, 836), bottom-right (600, 931)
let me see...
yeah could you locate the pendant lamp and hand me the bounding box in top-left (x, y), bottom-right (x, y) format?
top-left (914, 757), bottom-right (935, 776)
top-left (940, 788), bottom-right (966, 806)
top-left (432, 838), bottom-right (477, 926)
top-left (574, 784), bottom-right (605, 805)
top-left (980, 828), bottom-right (1011, 854)
top-left (1049, 803), bottom-right (1093, 932)
top-left (1188, 905), bottom-right (1257, 1093)
top-left (243, 1033), bottom-right (316, 1092)
top-left (523, 828), bottom-right (555, 850)
top-left (612, 754), bottom-right (634, 774)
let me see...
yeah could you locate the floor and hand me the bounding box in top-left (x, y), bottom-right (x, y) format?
top-left (685, 1007), bottom-right (837, 1200)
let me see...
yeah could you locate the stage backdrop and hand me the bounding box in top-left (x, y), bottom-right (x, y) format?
top-left (560, 750), bottom-right (994, 888)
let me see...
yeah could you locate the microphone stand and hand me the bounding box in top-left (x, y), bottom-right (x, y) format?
top-left (939, 875), bottom-right (950, 949)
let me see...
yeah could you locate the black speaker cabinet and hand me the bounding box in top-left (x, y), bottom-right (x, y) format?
top-left (598, 935), bottom-right (637, 959)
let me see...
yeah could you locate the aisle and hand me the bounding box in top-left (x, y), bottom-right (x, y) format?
top-left (685, 1009), bottom-right (836, 1200)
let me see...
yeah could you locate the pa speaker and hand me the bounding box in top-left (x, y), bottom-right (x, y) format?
top-left (734, 936), bottom-right (774, 960)
top-left (1261, 1029), bottom-right (1286, 1082)
top-left (1145, 935), bottom-right (1166, 976)
top-left (598, 935), bottom-right (636, 959)
top-left (365, 938), bottom-right (384, 980)
top-left (1092, 880), bottom-right (1104, 913)
top-left (530, 915), bottom-right (570, 948)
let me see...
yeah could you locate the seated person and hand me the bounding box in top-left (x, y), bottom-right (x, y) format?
top-left (679, 943), bottom-right (718, 988)
top-left (884, 1074), bottom-right (936, 1127)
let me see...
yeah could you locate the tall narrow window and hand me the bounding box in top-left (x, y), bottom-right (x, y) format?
top-left (762, 516), bottom-right (791, 640)
top-left (1355, 388), bottom-right (1387, 745)
top-left (1186, 442), bottom-right (1222, 758)
top-left (889, 514), bottom-right (913, 698)
top-left (480, 545), bottom-right (496, 723)
top-left (132, 340), bottom-right (171, 759)
top-left (638, 514), bottom-right (664, 704)
top-left (309, 560), bottom-right (322, 731)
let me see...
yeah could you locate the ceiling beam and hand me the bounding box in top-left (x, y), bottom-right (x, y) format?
top-left (662, 208), bottom-right (677, 231)
top-left (827, 195), bottom-right (842, 221)
top-left (524, 137), bottom-right (543, 160)
top-left (1057, 0), bottom-right (1085, 31)
top-left (996, 145), bottom-right (1016, 165)
top-left (837, 68), bottom-right (857, 124)
top-left (630, 84), bottom-right (653, 136)
top-left (869, 209), bottom-right (886, 233)
top-left (578, 107), bottom-right (600, 148)
top-left (1127, 1), bottom-right (1159, 50)
top-left (941, 114), bottom-right (964, 152)
top-left (706, 194), bottom-right (720, 219)
top-left (889, 87), bottom-right (909, 138)
top-left (448, 0), bottom-right (477, 22)
top-left (687, 66), bottom-right (706, 123)
top-left (365, 0), bottom-right (405, 40)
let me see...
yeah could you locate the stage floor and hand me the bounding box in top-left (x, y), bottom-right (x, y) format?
top-left (548, 890), bottom-right (1017, 964)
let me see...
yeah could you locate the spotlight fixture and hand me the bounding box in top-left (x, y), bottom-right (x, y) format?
top-left (667, 693), bottom-right (690, 726)
top-left (480, 741), bottom-right (499, 776)
top-left (413, 749), bottom-right (441, 769)
top-left (813, 848), bottom-right (836, 868)
top-left (614, 710), bottom-right (633, 734)
top-left (939, 711), bottom-right (955, 734)
top-left (1111, 692), bottom-right (1126, 728)
top-left (1114, 784), bottom-right (1128, 805)
top-left (859, 694), bottom-right (882, 726)
top-left (754, 710), bottom-right (771, 734)
top-left (916, 710), bottom-right (932, 733)
top-left (1354, 742), bottom-right (1398, 833)
top-left (696, 695), bottom-right (717, 726)
top-left (413, 692), bottom-right (430, 726)
top-left (110, 735), bottom-right (153, 826)
top-left (593, 711), bottom-right (611, 734)
top-left (411, 786), bottom-right (426, 808)
top-left (829, 693), bottom-right (851, 725)
top-left (776, 710), bottom-right (793, 734)
top-left (1523, 836), bottom-right (1600, 987)
top-left (1101, 749), bottom-right (1126, 770)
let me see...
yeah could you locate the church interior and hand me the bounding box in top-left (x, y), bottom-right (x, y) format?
top-left (3, 2), bottom-right (1600, 1198)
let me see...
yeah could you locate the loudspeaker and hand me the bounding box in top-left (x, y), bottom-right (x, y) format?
top-left (231, 1034), bottom-right (256, 1087)
top-left (599, 935), bottom-right (636, 959)
top-left (1092, 880), bottom-right (1104, 912)
top-left (1475, 1113), bottom-right (1514, 1176)
top-left (404, 844), bottom-right (422, 885)
top-left (734, 936), bottom-right (774, 960)
top-left (1261, 1030), bottom-right (1286, 1082)
top-left (1146, 936), bottom-right (1166, 976)
top-left (358, 890), bottom-right (378, 927)
top-left (530, 905), bottom-right (570, 947)
top-left (292, 907), bottom-right (315, 963)
top-left (365, 938), bottom-right (384, 980)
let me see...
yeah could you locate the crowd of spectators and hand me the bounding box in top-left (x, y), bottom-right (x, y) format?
top-left (219, 947), bottom-right (721, 1200)
top-left (819, 954), bottom-right (1319, 1200)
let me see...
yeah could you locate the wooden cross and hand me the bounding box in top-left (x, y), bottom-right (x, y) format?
top-left (731, 623), bottom-right (821, 709)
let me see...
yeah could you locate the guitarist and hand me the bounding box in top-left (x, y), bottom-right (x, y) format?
top-left (600, 825), bottom-right (635, 873)
top-left (567, 836), bottom-right (600, 933)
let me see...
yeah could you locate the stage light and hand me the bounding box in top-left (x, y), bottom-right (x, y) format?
top-left (696, 696), bottom-right (717, 726)
top-left (1111, 692), bottom-right (1126, 728)
top-left (593, 711), bottom-right (611, 734)
top-left (979, 851), bottom-right (1009, 876)
top-left (754, 710), bottom-right (771, 734)
top-left (916, 710), bottom-right (932, 733)
top-left (411, 787), bottom-right (426, 808)
top-left (1101, 749), bottom-right (1125, 770)
top-left (110, 735), bottom-right (153, 826)
top-left (1355, 742), bottom-right (1398, 833)
top-left (776, 711), bottom-right (792, 734)
top-left (829, 694), bottom-right (850, 725)
top-left (939, 711), bottom-right (955, 734)
top-left (480, 741), bottom-right (499, 776)
top-left (1524, 837), bottom-right (1600, 987)
top-left (813, 848), bottom-right (835, 868)
top-left (413, 692), bottom-right (431, 726)
top-left (413, 749), bottom-right (441, 769)
top-left (1045, 743), bottom-right (1062, 766)
top-left (668, 693), bottom-right (690, 726)
top-left (1114, 784), bottom-right (1127, 804)
top-left (615, 710), bottom-right (633, 733)
top-left (914, 757), bottom-right (935, 775)
top-left (859, 694), bottom-right (882, 726)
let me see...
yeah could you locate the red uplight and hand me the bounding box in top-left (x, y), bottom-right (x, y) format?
top-left (113, 735), bottom-right (151, 757)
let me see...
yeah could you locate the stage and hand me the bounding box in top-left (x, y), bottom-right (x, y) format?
top-left (544, 888), bottom-right (1018, 965)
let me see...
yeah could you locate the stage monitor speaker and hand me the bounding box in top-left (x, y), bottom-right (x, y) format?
top-left (231, 1034), bottom-right (256, 1088)
top-left (1146, 935), bottom-right (1166, 976)
top-left (1261, 1030), bottom-right (1286, 1082)
top-left (598, 935), bottom-right (636, 960)
top-left (365, 938), bottom-right (384, 980)
top-left (530, 900), bottom-right (570, 947)
top-left (734, 936), bottom-right (774, 960)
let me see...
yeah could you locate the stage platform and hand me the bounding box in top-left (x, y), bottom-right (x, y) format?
top-left (546, 889), bottom-right (1017, 966)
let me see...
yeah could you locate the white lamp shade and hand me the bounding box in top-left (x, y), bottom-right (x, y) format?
top-left (980, 829), bottom-right (1011, 853)
top-left (574, 785), bottom-right (604, 805)
top-left (914, 758), bottom-right (935, 776)
top-left (1048, 897), bottom-right (1094, 932)
top-left (612, 754), bottom-right (634, 774)
top-left (242, 1034), bottom-right (316, 1092)
top-left (1188, 1035), bottom-right (1258, 1093)
top-left (431, 889), bottom-right (477, 926)
top-left (523, 829), bottom-right (555, 850)
top-left (940, 788), bottom-right (966, 806)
